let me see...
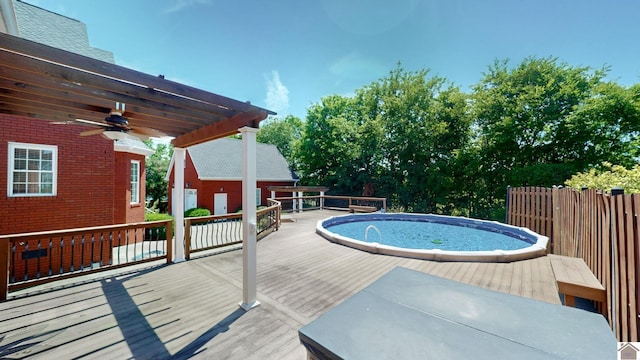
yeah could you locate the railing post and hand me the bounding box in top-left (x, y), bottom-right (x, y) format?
top-left (184, 218), bottom-right (191, 261)
top-left (292, 193), bottom-right (297, 212)
top-left (1, 238), bottom-right (10, 301)
top-left (320, 191), bottom-right (325, 210)
top-left (611, 187), bottom-right (624, 196)
top-left (276, 205), bottom-right (281, 230)
top-left (165, 220), bottom-right (173, 265)
top-left (298, 191), bottom-right (304, 213)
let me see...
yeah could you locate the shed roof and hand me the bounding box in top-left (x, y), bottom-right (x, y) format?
top-left (187, 138), bottom-right (298, 181)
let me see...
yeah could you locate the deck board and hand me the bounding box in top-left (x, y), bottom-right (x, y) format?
top-left (0, 210), bottom-right (564, 359)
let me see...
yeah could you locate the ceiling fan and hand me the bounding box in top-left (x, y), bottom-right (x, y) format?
top-left (70, 103), bottom-right (166, 140)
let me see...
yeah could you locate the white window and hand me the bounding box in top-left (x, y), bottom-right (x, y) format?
top-left (256, 188), bottom-right (262, 206)
top-left (8, 142), bottom-right (57, 197)
top-left (131, 160), bottom-right (140, 204)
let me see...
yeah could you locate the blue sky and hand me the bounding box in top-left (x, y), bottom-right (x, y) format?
top-left (24, 0), bottom-right (640, 119)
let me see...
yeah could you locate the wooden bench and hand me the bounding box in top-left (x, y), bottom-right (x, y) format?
top-left (348, 205), bottom-right (377, 213)
top-left (548, 254), bottom-right (606, 316)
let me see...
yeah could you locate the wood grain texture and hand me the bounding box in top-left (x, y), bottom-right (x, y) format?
top-left (0, 210), bottom-right (561, 359)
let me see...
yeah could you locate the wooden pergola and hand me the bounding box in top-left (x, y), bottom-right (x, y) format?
top-left (0, 32), bottom-right (274, 147)
top-left (0, 32), bottom-right (274, 309)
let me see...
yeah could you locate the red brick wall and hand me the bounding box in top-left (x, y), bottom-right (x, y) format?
top-left (113, 152), bottom-right (146, 224)
top-left (0, 116), bottom-right (116, 234)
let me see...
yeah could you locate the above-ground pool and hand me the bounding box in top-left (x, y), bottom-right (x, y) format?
top-left (316, 213), bottom-right (548, 262)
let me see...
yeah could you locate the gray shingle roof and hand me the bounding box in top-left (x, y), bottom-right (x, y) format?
top-left (188, 138), bottom-right (298, 181)
top-left (13, 0), bottom-right (115, 63)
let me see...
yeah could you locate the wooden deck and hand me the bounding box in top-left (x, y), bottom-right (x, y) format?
top-left (0, 210), bottom-right (562, 359)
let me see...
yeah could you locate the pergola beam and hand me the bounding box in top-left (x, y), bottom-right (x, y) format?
top-left (0, 32), bottom-right (254, 114)
top-left (172, 109), bottom-right (268, 148)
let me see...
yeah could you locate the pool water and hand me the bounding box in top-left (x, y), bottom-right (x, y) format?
top-left (327, 220), bottom-right (533, 251)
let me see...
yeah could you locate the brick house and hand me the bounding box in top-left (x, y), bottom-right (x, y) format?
top-left (0, 1), bottom-right (154, 279)
top-left (167, 137), bottom-right (298, 215)
top-left (0, 0), bottom-right (153, 235)
top-left (0, 117), bottom-right (153, 235)
top-left (0, 1), bottom-right (273, 304)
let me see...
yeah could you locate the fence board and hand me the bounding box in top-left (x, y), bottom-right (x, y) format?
top-left (627, 196), bottom-right (638, 341)
top-left (507, 186), bottom-right (639, 341)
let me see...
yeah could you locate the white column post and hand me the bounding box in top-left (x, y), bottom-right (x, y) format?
top-left (298, 191), bottom-right (304, 213)
top-left (320, 191), bottom-right (325, 210)
top-left (173, 147), bottom-right (186, 263)
top-left (240, 127), bottom-right (260, 310)
top-left (292, 191), bottom-right (297, 212)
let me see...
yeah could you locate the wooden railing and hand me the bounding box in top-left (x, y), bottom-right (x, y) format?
top-left (507, 186), bottom-right (639, 341)
top-left (275, 195), bottom-right (387, 213)
top-left (0, 219), bottom-right (173, 300)
top-left (0, 201), bottom-right (282, 301)
top-left (184, 200), bottom-right (281, 259)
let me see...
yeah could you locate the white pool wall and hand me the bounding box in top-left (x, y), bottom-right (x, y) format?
top-left (316, 213), bottom-right (548, 263)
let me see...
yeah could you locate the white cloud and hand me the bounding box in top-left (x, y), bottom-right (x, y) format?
top-left (265, 70), bottom-right (290, 114)
top-left (164, 0), bottom-right (212, 14)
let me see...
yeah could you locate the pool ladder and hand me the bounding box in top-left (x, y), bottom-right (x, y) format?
top-left (365, 225), bottom-right (382, 242)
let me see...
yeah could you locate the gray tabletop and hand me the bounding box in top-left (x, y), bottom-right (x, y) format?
top-left (299, 267), bottom-right (616, 360)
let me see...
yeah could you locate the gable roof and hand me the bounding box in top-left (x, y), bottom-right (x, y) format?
top-left (13, 0), bottom-right (115, 63)
top-left (185, 138), bottom-right (298, 182)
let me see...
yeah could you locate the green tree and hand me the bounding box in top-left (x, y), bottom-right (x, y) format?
top-left (144, 139), bottom-right (173, 213)
top-left (297, 95), bottom-right (361, 193)
top-left (256, 115), bottom-right (304, 169)
top-left (355, 66), bottom-right (471, 212)
top-left (297, 65), bottom-right (472, 213)
top-left (471, 57), bottom-right (609, 217)
top-left (561, 82), bottom-right (640, 168)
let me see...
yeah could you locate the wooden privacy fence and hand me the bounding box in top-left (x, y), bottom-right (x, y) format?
top-left (506, 186), bottom-right (639, 341)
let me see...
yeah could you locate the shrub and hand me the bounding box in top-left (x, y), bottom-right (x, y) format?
top-left (144, 213), bottom-right (173, 240)
top-left (185, 207), bottom-right (211, 217)
top-left (145, 212), bottom-right (173, 222)
top-left (565, 162), bottom-right (640, 193)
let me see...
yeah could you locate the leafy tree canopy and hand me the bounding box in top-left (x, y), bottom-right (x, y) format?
top-left (144, 139), bottom-right (173, 213)
top-left (256, 115), bottom-right (304, 169)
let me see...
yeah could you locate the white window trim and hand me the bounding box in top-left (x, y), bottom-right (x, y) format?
top-left (256, 188), bottom-right (262, 206)
top-left (131, 160), bottom-right (140, 204)
top-left (8, 142), bottom-right (58, 197)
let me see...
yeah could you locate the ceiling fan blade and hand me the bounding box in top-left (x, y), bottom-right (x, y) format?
top-left (79, 128), bottom-right (106, 136)
top-left (75, 118), bottom-right (110, 127)
top-left (130, 126), bottom-right (167, 138)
